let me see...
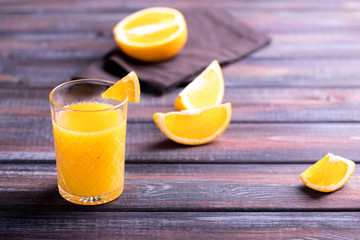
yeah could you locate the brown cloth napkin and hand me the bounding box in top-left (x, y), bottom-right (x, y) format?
top-left (73, 8), bottom-right (270, 94)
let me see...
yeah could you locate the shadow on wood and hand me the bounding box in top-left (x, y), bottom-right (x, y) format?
top-left (298, 185), bottom-right (332, 199)
top-left (142, 138), bottom-right (202, 151)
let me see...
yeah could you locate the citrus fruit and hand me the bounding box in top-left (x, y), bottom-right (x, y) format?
top-left (174, 60), bottom-right (224, 111)
top-left (300, 153), bottom-right (355, 192)
top-left (102, 71), bottom-right (140, 103)
top-left (153, 103), bottom-right (231, 145)
top-left (113, 7), bottom-right (187, 62)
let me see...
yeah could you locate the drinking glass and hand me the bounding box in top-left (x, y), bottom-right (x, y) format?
top-left (49, 79), bottom-right (128, 205)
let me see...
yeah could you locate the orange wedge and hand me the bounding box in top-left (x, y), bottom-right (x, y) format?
top-left (300, 153), bottom-right (355, 192)
top-left (174, 60), bottom-right (224, 111)
top-left (113, 7), bottom-right (187, 62)
top-left (153, 103), bottom-right (231, 145)
top-left (102, 71), bottom-right (140, 103)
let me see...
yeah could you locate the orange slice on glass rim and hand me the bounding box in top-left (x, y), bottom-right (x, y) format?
top-left (102, 71), bottom-right (140, 103)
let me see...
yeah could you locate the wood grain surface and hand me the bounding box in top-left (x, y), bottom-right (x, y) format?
top-left (1, 10), bottom-right (359, 32)
top-left (3, 58), bottom-right (360, 88)
top-left (1, 163), bottom-right (360, 211)
top-left (3, 87), bottom-right (360, 123)
top-left (1, 211), bottom-right (360, 240)
top-left (1, 0), bottom-right (359, 238)
top-left (3, 120), bottom-right (360, 163)
top-left (2, 0), bottom-right (358, 12)
top-left (2, 88), bottom-right (360, 163)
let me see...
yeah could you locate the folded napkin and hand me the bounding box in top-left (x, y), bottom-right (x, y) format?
top-left (73, 8), bottom-right (270, 94)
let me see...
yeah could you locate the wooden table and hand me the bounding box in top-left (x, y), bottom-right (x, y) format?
top-left (2, 0), bottom-right (360, 239)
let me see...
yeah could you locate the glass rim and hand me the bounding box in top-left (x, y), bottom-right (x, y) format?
top-left (49, 79), bottom-right (128, 112)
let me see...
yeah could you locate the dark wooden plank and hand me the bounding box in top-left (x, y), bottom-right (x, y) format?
top-left (0, 59), bottom-right (92, 87)
top-left (2, 31), bottom-right (359, 48)
top-left (1, 164), bottom-right (360, 211)
top-left (0, 35), bottom-right (115, 60)
top-left (4, 120), bottom-right (360, 163)
top-left (0, 10), bottom-right (359, 34)
top-left (2, 31), bottom-right (359, 50)
top-left (0, 40), bottom-right (359, 66)
top-left (2, 58), bottom-right (360, 88)
top-left (224, 58), bottom-right (360, 88)
top-left (2, 87), bottom-right (360, 123)
top-left (0, 13), bottom-right (124, 33)
top-left (1, 211), bottom-right (360, 240)
top-left (1, 0), bottom-right (358, 13)
top-left (1, 31), bottom-right (360, 61)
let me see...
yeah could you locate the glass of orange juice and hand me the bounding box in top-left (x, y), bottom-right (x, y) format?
top-left (49, 79), bottom-right (128, 205)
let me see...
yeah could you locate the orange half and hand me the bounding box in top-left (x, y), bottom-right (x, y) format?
top-left (113, 7), bottom-right (187, 62)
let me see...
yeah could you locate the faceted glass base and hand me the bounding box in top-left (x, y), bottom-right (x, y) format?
top-left (58, 185), bottom-right (123, 205)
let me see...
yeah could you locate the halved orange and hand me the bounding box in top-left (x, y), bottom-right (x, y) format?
top-left (113, 7), bottom-right (187, 62)
top-left (102, 71), bottom-right (140, 103)
top-left (174, 60), bottom-right (224, 111)
top-left (300, 153), bottom-right (355, 192)
top-left (153, 103), bottom-right (231, 145)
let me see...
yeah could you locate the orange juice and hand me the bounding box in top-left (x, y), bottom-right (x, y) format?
top-left (52, 101), bottom-right (127, 201)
